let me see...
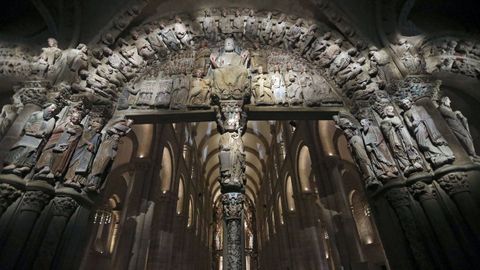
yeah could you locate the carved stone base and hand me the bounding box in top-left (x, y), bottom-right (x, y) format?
top-left (0, 173), bottom-right (26, 189)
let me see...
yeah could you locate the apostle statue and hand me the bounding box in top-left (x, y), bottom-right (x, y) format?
top-left (188, 69), bottom-right (211, 108)
top-left (252, 66), bottom-right (273, 105)
top-left (271, 65), bottom-right (286, 105)
top-left (284, 63), bottom-right (302, 106)
top-left (170, 72), bottom-right (190, 110)
top-left (210, 38), bottom-right (249, 100)
top-left (380, 105), bottom-right (423, 175)
top-left (360, 118), bottom-right (398, 180)
top-left (85, 119), bottom-right (133, 192)
top-left (438, 96), bottom-right (478, 158)
top-left (2, 103), bottom-right (59, 176)
top-left (64, 116), bottom-right (105, 188)
top-left (334, 115), bottom-right (381, 189)
top-left (34, 110), bottom-right (84, 182)
top-left (219, 132), bottom-right (245, 188)
top-left (400, 98), bottom-right (455, 168)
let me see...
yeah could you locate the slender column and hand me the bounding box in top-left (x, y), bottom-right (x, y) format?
top-left (215, 100), bottom-right (247, 270)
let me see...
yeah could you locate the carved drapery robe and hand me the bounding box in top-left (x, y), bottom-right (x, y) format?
top-left (252, 74), bottom-right (273, 105)
top-left (362, 125), bottom-right (398, 179)
top-left (271, 72), bottom-right (286, 104)
top-left (35, 120), bottom-right (83, 178)
top-left (4, 110), bottom-right (56, 169)
top-left (403, 105), bottom-right (454, 167)
top-left (64, 128), bottom-right (102, 186)
top-left (285, 69), bottom-right (302, 105)
top-left (438, 104), bottom-right (476, 156)
top-left (380, 115), bottom-right (423, 174)
top-left (189, 77), bottom-right (211, 107)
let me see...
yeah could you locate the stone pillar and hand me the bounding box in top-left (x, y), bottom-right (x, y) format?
top-left (335, 76), bottom-right (480, 269)
top-left (215, 100), bottom-right (247, 270)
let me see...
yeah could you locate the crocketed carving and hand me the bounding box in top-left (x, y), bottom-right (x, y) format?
top-left (0, 183), bottom-right (22, 211)
top-left (51, 197), bottom-right (79, 217)
top-left (408, 181), bottom-right (436, 201)
top-left (225, 219), bottom-right (242, 269)
top-left (222, 193), bottom-right (244, 220)
top-left (19, 191), bottom-right (51, 212)
top-left (437, 172), bottom-right (469, 195)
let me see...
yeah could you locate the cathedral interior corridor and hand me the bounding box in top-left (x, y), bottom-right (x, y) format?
top-left (0, 0), bottom-right (480, 269)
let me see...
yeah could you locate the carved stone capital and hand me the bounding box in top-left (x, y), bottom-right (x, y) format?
top-left (222, 193), bottom-right (244, 220)
top-left (215, 101), bottom-right (247, 134)
top-left (389, 76), bottom-right (441, 102)
top-left (52, 197), bottom-right (79, 217)
top-left (437, 172), bottom-right (469, 195)
top-left (408, 181), bottom-right (436, 201)
top-left (0, 183), bottom-right (22, 211)
top-left (19, 191), bottom-right (51, 212)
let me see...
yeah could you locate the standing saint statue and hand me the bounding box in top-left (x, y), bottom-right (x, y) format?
top-left (2, 104), bottom-right (58, 176)
top-left (400, 98), bottom-right (455, 168)
top-left (34, 110), bottom-right (84, 181)
top-left (360, 118), bottom-right (398, 180)
top-left (438, 96), bottom-right (478, 158)
top-left (85, 119), bottom-right (133, 192)
top-left (284, 64), bottom-right (302, 106)
top-left (334, 115), bottom-right (381, 189)
top-left (64, 116), bottom-right (105, 188)
top-left (380, 105), bottom-right (423, 175)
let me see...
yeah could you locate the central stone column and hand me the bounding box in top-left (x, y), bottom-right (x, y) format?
top-left (210, 37), bottom-right (250, 270)
top-left (216, 100), bottom-right (247, 270)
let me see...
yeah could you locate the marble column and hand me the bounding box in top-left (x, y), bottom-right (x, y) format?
top-left (215, 100), bottom-right (247, 270)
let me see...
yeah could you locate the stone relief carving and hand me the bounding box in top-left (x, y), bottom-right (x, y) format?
top-left (0, 104), bottom-right (18, 139)
top-left (334, 114), bottom-right (382, 189)
top-left (284, 64), bottom-right (303, 106)
top-left (210, 38), bottom-right (249, 100)
top-left (379, 105), bottom-right (424, 175)
top-left (399, 98), bottom-right (455, 168)
top-left (252, 66), bottom-right (273, 105)
top-left (438, 96), bottom-right (478, 158)
top-left (64, 114), bottom-right (105, 188)
top-left (188, 69), bottom-right (211, 108)
top-left (222, 192), bottom-right (244, 219)
top-left (271, 65), bottom-right (286, 105)
top-left (34, 109), bottom-right (86, 182)
top-left (360, 118), bottom-right (399, 180)
top-left (219, 132), bottom-right (246, 190)
top-left (85, 118), bottom-right (133, 192)
top-left (215, 101), bottom-right (247, 134)
top-left (2, 103), bottom-right (60, 176)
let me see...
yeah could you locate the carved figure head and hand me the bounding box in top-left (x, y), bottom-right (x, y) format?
top-left (224, 38), bottom-right (235, 52)
top-left (383, 105), bottom-right (396, 117)
top-left (360, 118), bottom-right (371, 129)
top-left (440, 96), bottom-right (451, 107)
top-left (399, 98), bottom-right (413, 110)
top-left (47, 38), bottom-right (58, 48)
top-left (90, 117), bottom-right (105, 132)
top-left (43, 103), bottom-right (58, 119)
top-left (70, 111), bottom-right (82, 125)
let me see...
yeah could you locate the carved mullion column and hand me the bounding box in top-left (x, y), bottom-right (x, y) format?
top-left (0, 190), bottom-right (52, 269)
top-left (409, 181), bottom-right (472, 269)
top-left (29, 196), bottom-right (79, 269)
top-left (385, 187), bottom-right (435, 270)
top-left (216, 100), bottom-right (247, 270)
top-left (437, 172), bottom-right (480, 241)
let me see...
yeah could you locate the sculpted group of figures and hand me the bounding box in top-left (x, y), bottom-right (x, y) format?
top-left (335, 94), bottom-right (478, 190)
top-left (421, 37), bottom-right (480, 78)
top-left (1, 99), bottom-right (133, 193)
top-left (19, 7), bottom-right (388, 114)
